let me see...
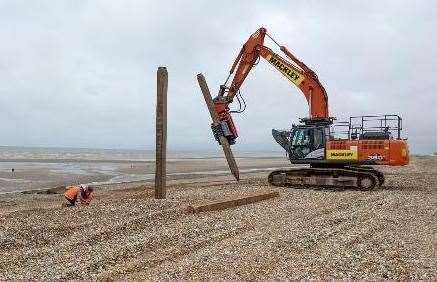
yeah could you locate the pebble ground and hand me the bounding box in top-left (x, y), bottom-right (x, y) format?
top-left (0, 157), bottom-right (436, 280)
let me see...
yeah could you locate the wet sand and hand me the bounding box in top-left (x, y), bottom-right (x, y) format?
top-left (0, 157), bottom-right (290, 194)
top-left (0, 156), bottom-right (436, 280)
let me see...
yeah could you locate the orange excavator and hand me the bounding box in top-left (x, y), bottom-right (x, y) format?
top-left (209, 27), bottom-right (409, 190)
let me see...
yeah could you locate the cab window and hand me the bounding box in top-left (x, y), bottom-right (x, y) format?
top-left (292, 129), bottom-right (310, 146)
top-left (313, 128), bottom-right (324, 149)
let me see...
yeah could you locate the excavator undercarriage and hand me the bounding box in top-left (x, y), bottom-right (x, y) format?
top-left (268, 166), bottom-right (384, 190)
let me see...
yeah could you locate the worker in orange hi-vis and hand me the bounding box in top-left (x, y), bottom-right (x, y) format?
top-left (64, 184), bottom-right (94, 207)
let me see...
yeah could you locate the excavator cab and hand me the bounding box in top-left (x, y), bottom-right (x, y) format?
top-left (272, 119), bottom-right (332, 162)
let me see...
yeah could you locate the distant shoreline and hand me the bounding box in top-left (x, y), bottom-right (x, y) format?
top-left (0, 156), bottom-right (284, 163)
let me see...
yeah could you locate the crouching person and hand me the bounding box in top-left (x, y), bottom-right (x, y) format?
top-left (64, 184), bottom-right (94, 207)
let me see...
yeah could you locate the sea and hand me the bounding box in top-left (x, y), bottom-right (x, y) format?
top-left (0, 146), bottom-right (284, 194)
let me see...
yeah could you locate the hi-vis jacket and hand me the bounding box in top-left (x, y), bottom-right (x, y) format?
top-left (64, 185), bottom-right (93, 204)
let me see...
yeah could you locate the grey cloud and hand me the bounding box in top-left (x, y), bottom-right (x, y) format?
top-left (0, 0), bottom-right (435, 153)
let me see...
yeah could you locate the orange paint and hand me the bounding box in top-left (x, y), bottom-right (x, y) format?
top-left (326, 139), bottom-right (409, 166)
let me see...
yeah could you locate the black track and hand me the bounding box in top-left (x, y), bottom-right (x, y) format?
top-left (268, 166), bottom-right (382, 190)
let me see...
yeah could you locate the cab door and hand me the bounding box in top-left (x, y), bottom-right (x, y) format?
top-left (289, 127), bottom-right (325, 160)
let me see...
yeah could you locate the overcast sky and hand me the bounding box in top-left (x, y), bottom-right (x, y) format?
top-left (0, 0), bottom-right (435, 153)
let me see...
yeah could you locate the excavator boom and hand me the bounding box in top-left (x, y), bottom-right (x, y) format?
top-left (214, 27), bottom-right (329, 145)
top-left (218, 28), bottom-right (328, 115)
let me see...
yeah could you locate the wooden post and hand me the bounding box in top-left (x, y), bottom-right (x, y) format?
top-left (155, 67), bottom-right (167, 199)
top-left (186, 191), bottom-right (279, 214)
top-left (197, 73), bottom-right (239, 181)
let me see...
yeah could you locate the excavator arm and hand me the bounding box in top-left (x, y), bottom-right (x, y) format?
top-left (213, 27), bottom-right (329, 145)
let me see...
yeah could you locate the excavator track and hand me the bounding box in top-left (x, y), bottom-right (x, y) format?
top-left (344, 166), bottom-right (384, 186)
top-left (268, 167), bottom-right (381, 190)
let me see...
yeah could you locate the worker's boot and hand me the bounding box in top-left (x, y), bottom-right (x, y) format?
top-left (62, 202), bottom-right (76, 208)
